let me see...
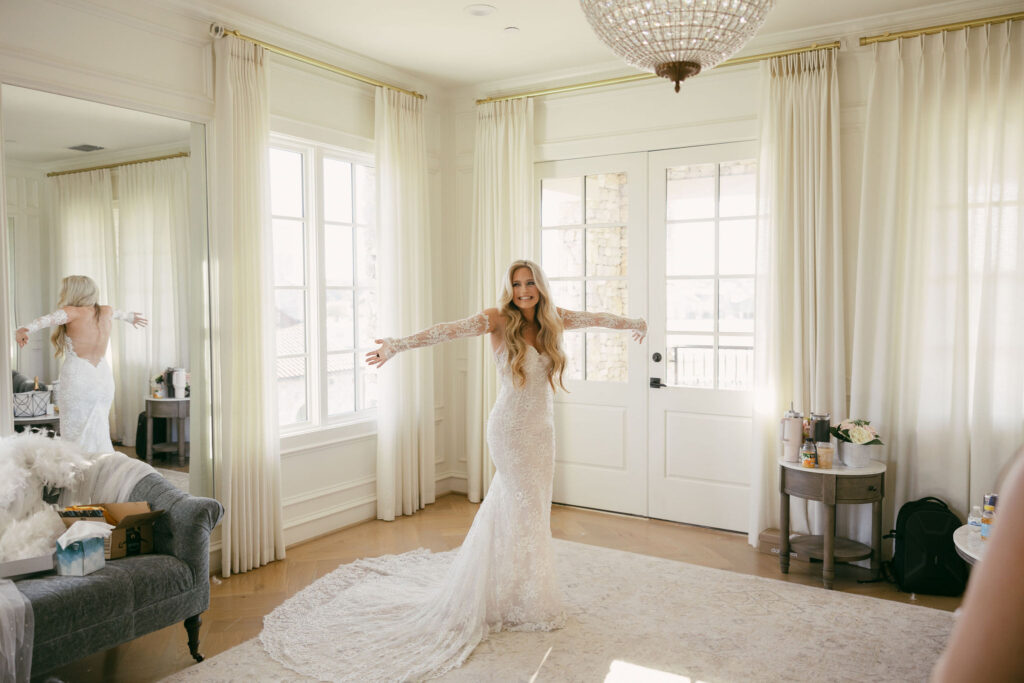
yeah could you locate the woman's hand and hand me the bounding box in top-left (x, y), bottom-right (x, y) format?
top-left (365, 339), bottom-right (397, 368)
top-left (132, 313), bottom-right (149, 328)
top-left (631, 318), bottom-right (647, 344)
top-left (15, 327), bottom-right (29, 348)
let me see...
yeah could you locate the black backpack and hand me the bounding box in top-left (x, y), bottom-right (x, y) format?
top-left (887, 496), bottom-right (968, 596)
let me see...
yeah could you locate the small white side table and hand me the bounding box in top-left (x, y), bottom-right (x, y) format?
top-left (953, 524), bottom-right (985, 565)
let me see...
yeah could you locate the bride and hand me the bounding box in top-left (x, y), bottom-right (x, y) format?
top-left (15, 275), bottom-right (147, 454)
top-left (260, 259), bottom-right (646, 681)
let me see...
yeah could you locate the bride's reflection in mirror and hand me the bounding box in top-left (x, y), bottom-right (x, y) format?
top-left (3, 84), bottom-right (204, 492)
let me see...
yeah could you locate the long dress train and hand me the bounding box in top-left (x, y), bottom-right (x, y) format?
top-left (260, 344), bottom-right (565, 682)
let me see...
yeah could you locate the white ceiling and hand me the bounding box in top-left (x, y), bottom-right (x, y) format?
top-left (190, 0), bottom-right (1011, 87)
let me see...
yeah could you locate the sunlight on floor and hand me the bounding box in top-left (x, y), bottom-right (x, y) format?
top-left (605, 660), bottom-right (703, 682)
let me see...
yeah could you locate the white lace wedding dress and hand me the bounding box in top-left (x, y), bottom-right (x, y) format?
top-left (261, 309), bottom-right (645, 682)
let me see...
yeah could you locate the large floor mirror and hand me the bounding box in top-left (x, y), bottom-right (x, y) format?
top-left (1, 83), bottom-right (213, 497)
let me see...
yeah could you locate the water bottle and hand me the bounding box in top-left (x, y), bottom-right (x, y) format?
top-left (981, 493), bottom-right (997, 540)
top-left (968, 505), bottom-right (982, 529)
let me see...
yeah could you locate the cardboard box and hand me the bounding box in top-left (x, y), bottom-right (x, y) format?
top-left (758, 528), bottom-right (812, 562)
top-left (56, 537), bottom-right (105, 576)
top-left (0, 552), bottom-right (55, 579)
top-left (60, 502), bottom-right (164, 559)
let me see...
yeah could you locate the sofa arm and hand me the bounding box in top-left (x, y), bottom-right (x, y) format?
top-left (129, 473), bottom-right (224, 582)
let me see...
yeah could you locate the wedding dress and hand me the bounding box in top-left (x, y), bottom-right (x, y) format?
top-left (21, 308), bottom-right (135, 455)
top-left (261, 309), bottom-right (645, 682)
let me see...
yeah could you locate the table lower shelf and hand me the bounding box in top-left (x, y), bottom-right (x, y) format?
top-left (789, 535), bottom-right (873, 563)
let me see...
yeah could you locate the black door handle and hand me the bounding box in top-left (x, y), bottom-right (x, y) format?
top-left (650, 377), bottom-right (667, 388)
top-left (652, 352), bottom-right (663, 362)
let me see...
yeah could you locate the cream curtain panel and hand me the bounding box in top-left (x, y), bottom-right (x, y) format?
top-left (466, 99), bottom-right (535, 502)
top-left (114, 157), bottom-right (191, 447)
top-left (749, 48), bottom-right (846, 545)
top-left (212, 35), bottom-right (285, 576)
top-left (847, 23), bottom-right (1024, 546)
top-left (375, 87), bottom-right (436, 520)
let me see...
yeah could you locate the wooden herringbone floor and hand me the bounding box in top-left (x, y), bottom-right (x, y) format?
top-left (39, 494), bottom-right (962, 682)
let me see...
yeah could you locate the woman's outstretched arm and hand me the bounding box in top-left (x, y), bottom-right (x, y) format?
top-left (557, 308), bottom-right (647, 343)
top-left (113, 309), bottom-right (149, 328)
top-left (366, 310), bottom-right (498, 367)
top-left (15, 308), bottom-right (72, 347)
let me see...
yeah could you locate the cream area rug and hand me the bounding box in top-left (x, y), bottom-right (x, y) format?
top-left (162, 540), bottom-right (953, 682)
top-left (154, 467), bottom-right (190, 493)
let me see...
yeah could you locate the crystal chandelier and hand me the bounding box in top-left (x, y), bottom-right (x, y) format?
top-left (580, 0), bottom-right (775, 92)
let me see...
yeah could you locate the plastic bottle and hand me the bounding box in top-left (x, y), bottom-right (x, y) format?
top-left (980, 493), bottom-right (997, 540)
top-left (968, 505), bottom-right (982, 528)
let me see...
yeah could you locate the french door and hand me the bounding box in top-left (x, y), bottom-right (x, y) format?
top-left (537, 143), bottom-right (756, 532)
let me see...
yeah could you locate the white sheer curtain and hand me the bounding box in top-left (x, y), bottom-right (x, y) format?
top-left (375, 87), bottom-right (435, 520)
top-left (466, 98), bottom-right (535, 502)
top-left (212, 34), bottom-right (285, 576)
top-left (114, 157), bottom-right (191, 447)
top-left (848, 23), bottom-right (1024, 546)
top-left (748, 48), bottom-right (846, 545)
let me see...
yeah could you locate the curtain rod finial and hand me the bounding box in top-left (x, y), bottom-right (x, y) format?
top-left (209, 23), bottom-right (227, 39)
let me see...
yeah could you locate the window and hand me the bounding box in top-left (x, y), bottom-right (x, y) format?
top-left (540, 172), bottom-right (630, 383)
top-left (269, 139), bottom-right (377, 430)
top-left (664, 159), bottom-right (756, 390)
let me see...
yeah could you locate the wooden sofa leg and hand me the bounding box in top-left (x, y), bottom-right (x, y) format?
top-left (185, 614), bottom-right (204, 662)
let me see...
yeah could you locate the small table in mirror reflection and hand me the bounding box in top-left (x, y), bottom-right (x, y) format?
top-left (145, 397), bottom-right (189, 467)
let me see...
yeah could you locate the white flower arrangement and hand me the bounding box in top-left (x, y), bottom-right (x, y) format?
top-left (830, 418), bottom-right (883, 445)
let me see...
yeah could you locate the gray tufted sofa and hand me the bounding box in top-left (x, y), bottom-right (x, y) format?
top-left (14, 472), bottom-right (224, 676)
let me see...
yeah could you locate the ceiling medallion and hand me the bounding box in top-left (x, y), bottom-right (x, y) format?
top-left (580, 0), bottom-right (775, 92)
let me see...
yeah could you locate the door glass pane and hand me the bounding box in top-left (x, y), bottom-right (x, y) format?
top-left (549, 280), bottom-right (582, 312)
top-left (586, 332), bottom-right (627, 382)
top-left (667, 279), bottom-right (713, 332)
top-left (719, 160), bottom-right (756, 217)
top-left (323, 158), bottom-right (353, 223)
top-left (357, 368), bottom-right (377, 409)
top-left (667, 222), bottom-right (714, 276)
top-left (542, 229), bottom-right (583, 277)
top-left (666, 164), bottom-right (715, 220)
top-left (542, 177), bottom-right (583, 226)
top-left (277, 357), bottom-right (307, 425)
top-left (586, 226), bottom-right (628, 277)
top-left (275, 289), bottom-right (305, 354)
top-left (562, 330), bottom-right (584, 381)
top-left (719, 219), bottom-right (755, 275)
top-left (273, 219), bottom-right (305, 286)
top-left (719, 278), bottom-right (755, 333)
top-left (326, 288), bottom-right (354, 351)
top-left (719, 336), bottom-right (754, 390)
top-left (355, 164), bottom-right (375, 225)
top-left (357, 289), bottom-right (377, 350)
top-left (270, 148), bottom-right (303, 218)
top-left (324, 224), bottom-right (354, 286)
top-left (355, 225), bottom-right (377, 287)
top-left (586, 279), bottom-right (627, 316)
top-left (585, 173), bottom-right (628, 224)
top-left (666, 334), bottom-right (714, 388)
top-left (327, 353), bottom-right (355, 416)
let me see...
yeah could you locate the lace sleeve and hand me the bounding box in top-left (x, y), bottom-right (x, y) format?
top-left (22, 309), bottom-right (70, 333)
top-left (558, 308), bottom-right (646, 334)
top-left (114, 309), bottom-right (133, 322)
top-left (378, 313), bottom-right (491, 362)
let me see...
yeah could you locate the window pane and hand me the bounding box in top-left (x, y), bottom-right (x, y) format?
top-left (562, 330), bottom-right (584, 381)
top-left (275, 289), bottom-right (305, 354)
top-left (667, 334), bottom-right (714, 388)
top-left (541, 177), bottom-right (582, 226)
top-left (355, 164), bottom-right (375, 225)
top-left (357, 288), bottom-right (377, 349)
top-left (666, 164), bottom-right (715, 220)
top-left (719, 335), bottom-right (753, 390)
top-left (549, 280), bottom-right (582, 311)
top-left (667, 279), bottom-right (713, 332)
top-left (357, 368), bottom-right (377, 409)
top-left (719, 219), bottom-right (755, 275)
top-left (719, 278), bottom-right (755, 333)
top-left (586, 332), bottom-right (627, 383)
top-left (327, 353), bottom-right (355, 416)
top-left (277, 357), bottom-right (307, 425)
top-left (586, 279), bottom-right (627, 316)
top-left (542, 229), bottom-right (584, 277)
top-left (667, 221), bottom-right (715, 276)
top-left (586, 173), bottom-right (628, 224)
top-left (719, 160), bottom-right (756, 217)
top-left (326, 288), bottom-right (354, 351)
top-left (270, 148), bottom-right (303, 218)
top-left (355, 225), bottom-right (377, 287)
top-left (273, 219), bottom-right (305, 286)
top-left (323, 158), bottom-right (353, 223)
top-left (324, 224), bottom-right (354, 286)
top-left (586, 226), bottom-right (627, 277)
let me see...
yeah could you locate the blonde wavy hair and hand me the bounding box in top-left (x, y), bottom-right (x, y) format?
top-left (51, 275), bottom-right (100, 358)
top-left (498, 259), bottom-right (567, 391)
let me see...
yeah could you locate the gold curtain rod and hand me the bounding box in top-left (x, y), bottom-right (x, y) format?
top-left (216, 27), bottom-right (426, 100)
top-left (860, 10), bottom-right (1024, 46)
top-left (46, 151), bottom-right (190, 178)
top-left (476, 40), bottom-right (841, 105)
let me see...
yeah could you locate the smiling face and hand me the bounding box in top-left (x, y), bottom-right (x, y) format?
top-left (511, 266), bottom-right (540, 312)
